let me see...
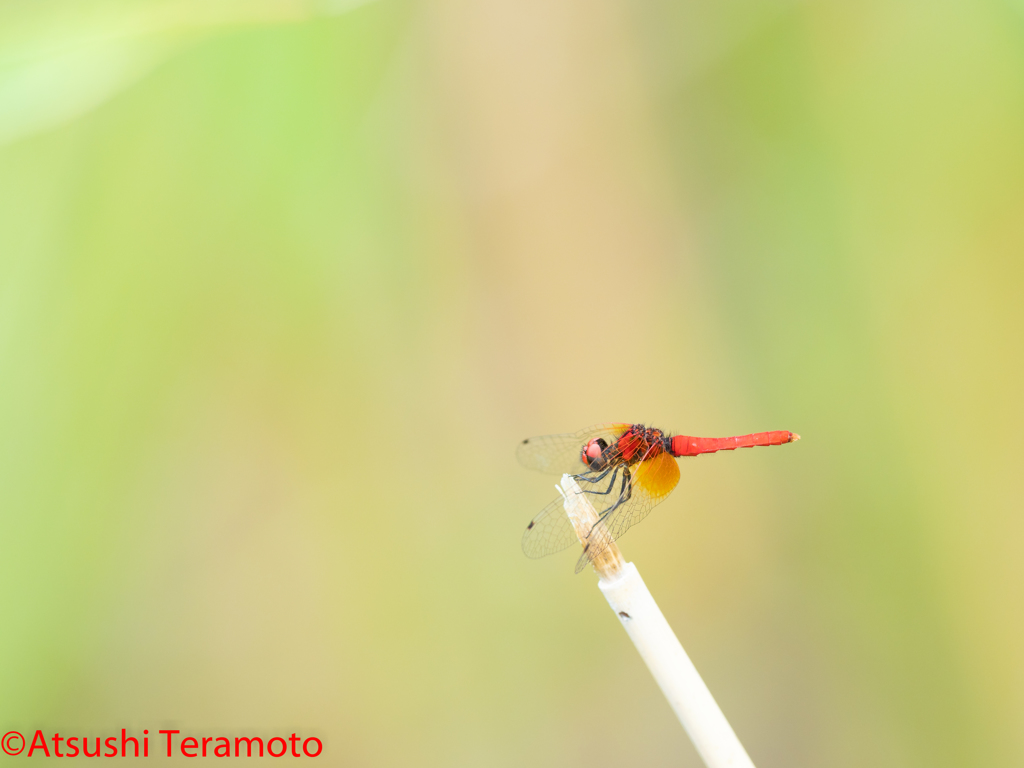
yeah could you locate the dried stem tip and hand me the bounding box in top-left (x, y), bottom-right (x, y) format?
top-left (558, 474), bottom-right (625, 580)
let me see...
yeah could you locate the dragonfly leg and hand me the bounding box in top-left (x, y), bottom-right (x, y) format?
top-left (575, 466), bottom-right (615, 485)
top-left (580, 466), bottom-right (622, 498)
top-left (587, 469), bottom-right (632, 538)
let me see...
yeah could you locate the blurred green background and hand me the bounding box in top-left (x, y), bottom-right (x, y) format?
top-left (1, 0), bottom-right (1022, 765)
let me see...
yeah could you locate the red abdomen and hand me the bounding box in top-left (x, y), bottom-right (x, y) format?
top-left (670, 431), bottom-right (798, 457)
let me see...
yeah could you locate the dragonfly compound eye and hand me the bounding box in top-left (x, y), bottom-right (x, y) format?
top-left (582, 438), bottom-right (609, 466)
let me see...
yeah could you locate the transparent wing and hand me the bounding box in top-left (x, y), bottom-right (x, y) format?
top-left (522, 446), bottom-right (682, 572)
top-left (574, 449), bottom-right (681, 574)
top-left (606, 450), bottom-right (680, 540)
top-left (521, 494), bottom-right (581, 560)
top-left (516, 423), bottom-right (631, 476)
top-left (522, 463), bottom-right (641, 561)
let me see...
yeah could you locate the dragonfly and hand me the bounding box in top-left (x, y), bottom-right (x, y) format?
top-left (518, 423), bottom-right (799, 573)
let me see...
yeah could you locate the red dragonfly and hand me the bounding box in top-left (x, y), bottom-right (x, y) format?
top-left (518, 423), bottom-right (799, 573)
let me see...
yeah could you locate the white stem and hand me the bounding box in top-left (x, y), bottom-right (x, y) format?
top-left (558, 474), bottom-right (755, 768)
top-left (599, 564), bottom-right (755, 768)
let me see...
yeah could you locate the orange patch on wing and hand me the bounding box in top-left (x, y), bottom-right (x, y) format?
top-left (632, 451), bottom-right (680, 501)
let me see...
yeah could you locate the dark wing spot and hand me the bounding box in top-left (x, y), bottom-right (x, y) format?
top-left (618, 611), bottom-right (631, 620)
top-left (522, 438), bottom-right (529, 444)
top-left (526, 521), bottom-right (534, 529)
top-left (582, 543), bottom-right (590, 553)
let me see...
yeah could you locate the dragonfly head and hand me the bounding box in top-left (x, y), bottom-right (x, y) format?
top-left (581, 438), bottom-right (610, 469)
